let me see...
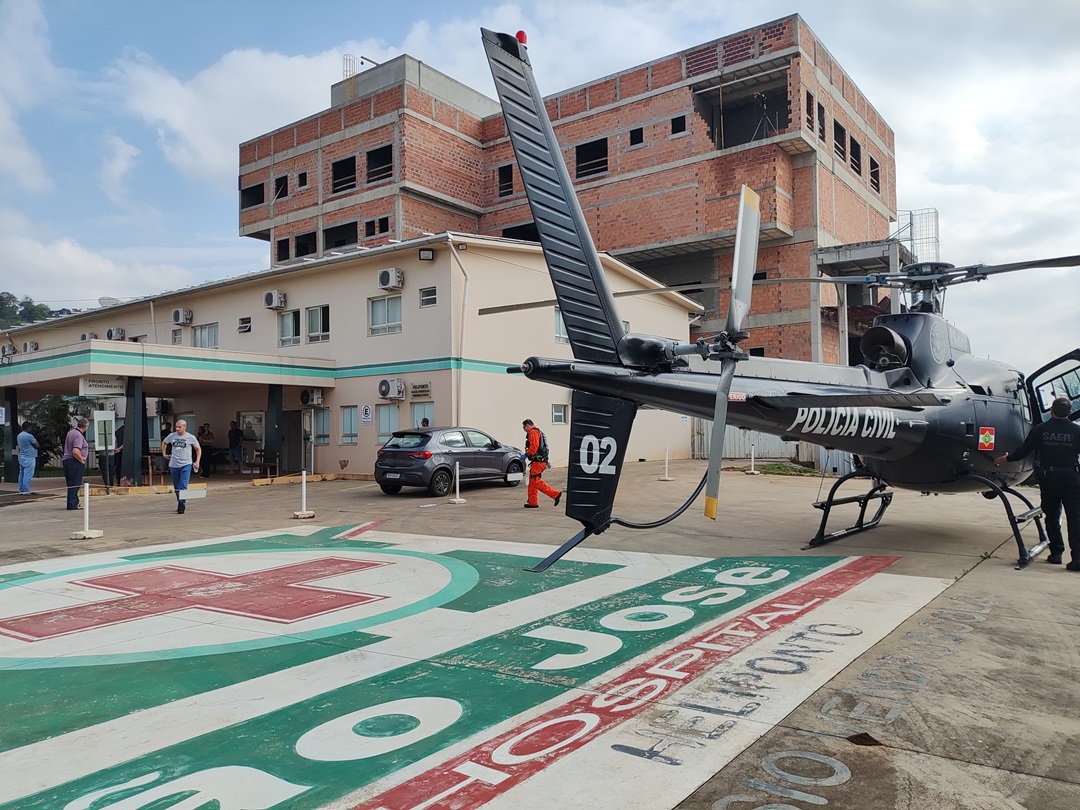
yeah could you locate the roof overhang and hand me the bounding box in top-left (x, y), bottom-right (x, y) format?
top-left (0, 340), bottom-right (336, 399)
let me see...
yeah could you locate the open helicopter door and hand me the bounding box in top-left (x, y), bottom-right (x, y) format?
top-left (1025, 348), bottom-right (1080, 424)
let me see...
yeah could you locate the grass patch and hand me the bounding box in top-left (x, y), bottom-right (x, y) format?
top-left (755, 461), bottom-right (821, 476)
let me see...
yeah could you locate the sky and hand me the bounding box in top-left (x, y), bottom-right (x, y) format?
top-left (1, 0), bottom-right (1079, 373)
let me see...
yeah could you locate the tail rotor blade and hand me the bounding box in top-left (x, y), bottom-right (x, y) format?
top-left (703, 360), bottom-right (736, 520)
top-left (725, 185), bottom-right (761, 335)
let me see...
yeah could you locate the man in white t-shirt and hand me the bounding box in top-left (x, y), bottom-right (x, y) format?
top-left (160, 419), bottom-right (202, 514)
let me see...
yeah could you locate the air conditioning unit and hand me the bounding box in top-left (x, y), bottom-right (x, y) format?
top-left (106, 327), bottom-right (126, 341)
top-left (264, 290), bottom-right (287, 309)
top-left (80, 332), bottom-right (97, 341)
top-left (172, 308), bottom-right (193, 325)
top-left (378, 378), bottom-right (406, 399)
top-left (1, 344), bottom-right (16, 357)
top-left (377, 267), bottom-right (404, 291)
top-left (22, 341), bottom-right (38, 352)
top-left (299, 388), bottom-right (323, 406)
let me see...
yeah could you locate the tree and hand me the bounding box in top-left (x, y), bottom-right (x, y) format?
top-left (0, 292), bottom-right (17, 328)
top-left (18, 297), bottom-right (51, 323)
top-left (19, 395), bottom-right (98, 468)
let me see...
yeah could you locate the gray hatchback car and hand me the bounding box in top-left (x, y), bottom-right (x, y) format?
top-left (374, 426), bottom-right (525, 496)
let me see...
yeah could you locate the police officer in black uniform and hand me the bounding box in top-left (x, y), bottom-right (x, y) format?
top-left (996, 396), bottom-right (1080, 568)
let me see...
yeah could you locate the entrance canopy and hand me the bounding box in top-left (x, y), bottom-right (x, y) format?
top-left (0, 340), bottom-right (336, 399)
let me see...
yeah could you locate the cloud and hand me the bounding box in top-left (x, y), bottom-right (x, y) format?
top-left (0, 206), bottom-right (191, 307)
top-left (0, 0), bottom-right (59, 192)
top-left (111, 42), bottom-right (397, 192)
top-left (100, 134), bottom-right (141, 204)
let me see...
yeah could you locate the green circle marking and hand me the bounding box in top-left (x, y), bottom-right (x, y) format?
top-left (0, 545), bottom-right (478, 670)
top-left (353, 713), bottom-right (421, 738)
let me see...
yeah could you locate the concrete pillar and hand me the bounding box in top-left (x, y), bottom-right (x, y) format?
top-left (265, 384), bottom-right (284, 468)
top-left (121, 377), bottom-right (144, 486)
top-left (3, 386), bottom-right (18, 483)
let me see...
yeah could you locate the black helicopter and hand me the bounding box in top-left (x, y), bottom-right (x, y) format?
top-left (480, 28), bottom-right (1080, 571)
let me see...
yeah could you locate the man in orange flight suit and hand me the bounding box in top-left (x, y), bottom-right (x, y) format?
top-left (522, 419), bottom-right (561, 509)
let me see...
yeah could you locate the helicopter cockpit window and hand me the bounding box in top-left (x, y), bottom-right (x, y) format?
top-left (1035, 369), bottom-right (1080, 414)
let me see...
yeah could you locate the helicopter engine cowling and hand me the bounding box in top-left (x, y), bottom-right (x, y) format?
top-left (860, 326), bottom-right (909, 370)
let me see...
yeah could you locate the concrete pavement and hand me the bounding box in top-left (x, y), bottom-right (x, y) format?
top-left (0, 460), bottom-right (1075, 809)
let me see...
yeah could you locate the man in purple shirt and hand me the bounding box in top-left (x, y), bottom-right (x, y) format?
top-left (62, 417), bottom-right (90, 510)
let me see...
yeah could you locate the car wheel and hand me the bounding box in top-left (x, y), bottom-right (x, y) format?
top-left (380, 483), bottom-right (402, 495)
top-left (428, 469), bottom-right (453, 497)
top-left (505, 460), bottom-right (523, 487)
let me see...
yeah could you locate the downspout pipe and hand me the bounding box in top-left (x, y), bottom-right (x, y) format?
top-left (447, 238), bottom-right (469, 427)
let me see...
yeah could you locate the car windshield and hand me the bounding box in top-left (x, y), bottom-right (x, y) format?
top-left (384, 433), bottom-right (430, 449)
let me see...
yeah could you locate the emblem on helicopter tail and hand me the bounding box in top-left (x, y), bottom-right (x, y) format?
top-left (978, 427), bottom-right (996, 450)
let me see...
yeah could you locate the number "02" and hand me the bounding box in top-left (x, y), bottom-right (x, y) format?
top-left (579, 434), bottom-right (617, 474)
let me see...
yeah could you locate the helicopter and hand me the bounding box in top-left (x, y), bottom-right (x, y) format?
top-left (479, 28), bottom-right (1080, 572)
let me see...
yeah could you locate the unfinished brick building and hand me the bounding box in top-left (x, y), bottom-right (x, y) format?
top-left (238, 14), bottom-right (897, 364)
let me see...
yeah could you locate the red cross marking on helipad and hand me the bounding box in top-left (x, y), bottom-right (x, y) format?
top-left (0, 557), bottom-right (390, 642)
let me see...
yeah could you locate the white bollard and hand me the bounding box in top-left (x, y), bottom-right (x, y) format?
top-left (293, 469), bottom-right (316, 519)
top-left (745, 441), bottom-right (761, 475)
top-left (71, 482), bottom-right (103, 539)
top-left (659, 446), bottom-right (674, 481)
top-left (449, 461), bottom-right (466, 504)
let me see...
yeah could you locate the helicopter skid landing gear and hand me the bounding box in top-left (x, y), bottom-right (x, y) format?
top-left (963, 473), bottom-right (1050, 569)
top-left (803, 470), bottom-right (893, 550)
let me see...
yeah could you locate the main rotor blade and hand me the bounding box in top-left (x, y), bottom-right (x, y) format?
top-left (703, 360), bottom-right (737, 520)
top-left (725, 185), bottom-right (761, 335)
top-left (946, 254), bottom-right (1080, 285)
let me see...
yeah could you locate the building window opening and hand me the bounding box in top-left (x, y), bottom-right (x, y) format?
top-left (502, 222), bottom-right (540, 242)
top-left (240, 183), bottom-right (265, 209)
top-left (274, 175), bottom-right (288, 200)
top-left (497, 164), bottom-right (513, 197)
top-left (323, 221), bottom-right (358, 248)
top-left (552, 403), bottom-right (568, 424)
top-left (554, 307), bottom-right (569, 344)
top-left (805, 91), bottom-right (814, 131)
top-left (698, 79), bottom-right (790, 150)
top-left (171, 328), bottom-right (182, 344)
top-left (365, 219), bottom-right (376, 237)
top-left (341, 406), bottom-right (358, 445)
top-left (276, 238), bottom-right (289, 262)
top-left (849, 137), bottom-right (862, 176)
top-left (419, 287), bottom-right (437, 307)
top-left (816, 102), bottom-right (826, 141)
top-left (629, 127), bottom-right (643, 146)
top-left (869, 156), bottom-right (881, 193)
top-left (749, 346), bottom-right (766, 357)
top-left (298, 171), bottom-right (308, 188)
top-left (411, 402), bottom-right (434, 429)
top-left (331, 156), bottom-right (357, 193)
top-left (378, 216), bottom-right (390, 234)
top-left (314, 408), bottom-right (330, 445)
top-left (279, 310), bottom-right (301, 346)
top-left (376, 403), bottom-right (398, 444)
top-left (369, 295), bottom-right (402, 335)
top-left (670, 115), bottom-right (686, 135)
top-left (833, 121), bottom-right (847, 161)
top-left (306, 305), bottom-right (330, 342)
top-left (575, 138), bottom-right (608, 178)
top-left (295, 231), bottom-right (317, 257)
top-left (237, 317), bottom-right (252, 334)
top-left (367, 145), bottom-right (393, 183)
top-left (192, 323), bottom-right (218, 349)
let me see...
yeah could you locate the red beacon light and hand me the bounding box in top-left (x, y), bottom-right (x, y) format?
top-left (516, 30), bottom-right (527, 45)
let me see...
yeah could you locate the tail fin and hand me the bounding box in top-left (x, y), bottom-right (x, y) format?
top-left (482, 28), bottom-right (625, 365)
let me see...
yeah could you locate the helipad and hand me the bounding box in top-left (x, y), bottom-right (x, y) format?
top-left (0, 522), bottom-right (949, 809)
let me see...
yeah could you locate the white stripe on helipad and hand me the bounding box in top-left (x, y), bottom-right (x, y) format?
top-left (479, 573), bottom-right (950, 810)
